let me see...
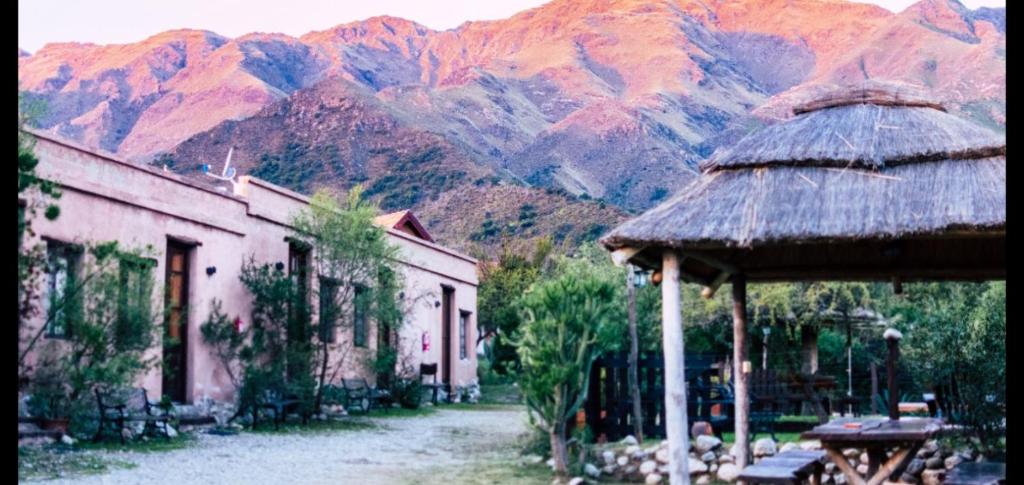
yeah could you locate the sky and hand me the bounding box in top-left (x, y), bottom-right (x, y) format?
top-left (18, 0), bottom-right (1006, 53)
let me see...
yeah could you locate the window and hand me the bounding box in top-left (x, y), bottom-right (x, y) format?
top-left (318, 277), bottom-right (340, 343)
top-left (44, 241), bottom-right (81, 339)
top-left (459, 311), bottom-right (471, 360)
top-left (288, 243), bottom-right (311, 341)
top-left (116, 256), bottom-right (154, 350)
top-left (353, 285), bottom-right (368, 348)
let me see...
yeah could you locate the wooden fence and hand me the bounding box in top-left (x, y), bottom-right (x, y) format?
top-left (584, 353), bottom-right (726, 441)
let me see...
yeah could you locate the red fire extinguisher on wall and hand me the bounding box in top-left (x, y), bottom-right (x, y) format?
top-left (422, 331), bottom-right (430, 352)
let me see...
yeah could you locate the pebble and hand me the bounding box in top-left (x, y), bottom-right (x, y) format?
top-left (584, 463), bottom-right (601, 478)
top-left (717, 463), bottom-right (741, 482)
top-left (645, 473), bottom-right (663, 484)
top-left (639, 460), bottom-right (658, 475)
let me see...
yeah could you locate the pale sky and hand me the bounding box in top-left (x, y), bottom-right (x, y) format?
top-left (18, 0), bottom-right (1006, 53)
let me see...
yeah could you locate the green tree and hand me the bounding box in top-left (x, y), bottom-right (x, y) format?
top-left (27, 242), bottom-right (160, 433)
top-left (514, 273), bottom-right (624, 480)
top-left (477, 238), bottom-right (552, 375)
top-left (290, 187), bottom-right (402, 413)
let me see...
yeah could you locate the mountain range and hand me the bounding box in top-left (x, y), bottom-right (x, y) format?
top-left (18, 0), bottom-right (1005, 254)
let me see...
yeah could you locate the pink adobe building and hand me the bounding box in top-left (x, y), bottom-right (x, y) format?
top-left (20, 129), bottom-right (479, 405)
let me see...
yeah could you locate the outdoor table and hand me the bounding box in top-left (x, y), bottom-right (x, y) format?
top-left (801, 417), bottom-right (943, 485)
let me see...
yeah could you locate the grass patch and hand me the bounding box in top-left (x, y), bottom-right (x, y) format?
top-left (480, 384), bottom-right (523, 405)
top-left (246, 418), bottom-right (380, 435)
top-left (722, 431), bottom-right (805, 444)
top-left (444, 402), bottom-right (523, 411)
top-left (778, 415), bottom-right (820, 424)
top-left (19, 445), bottom-right (135, 481)
top-left (367, 406), bottom-right (438, 419)
top-left (76, 433), bottom-right (196, 453)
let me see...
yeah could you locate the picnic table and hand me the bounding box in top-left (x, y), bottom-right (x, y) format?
top-left (801, 417), bottom-right (943, 485)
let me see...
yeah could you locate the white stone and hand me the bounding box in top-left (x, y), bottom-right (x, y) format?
top-left (860, 452), bottom-right (870, 465)
top-left (659, 464), bottom-right (669, 474)
top-left (921, 469), bottom-right (945, 485)
top-left (696, 474), bottom-right (711, 485)
top-left (645, 473), bottom-right (664, 485)
top-left (856, 464), bottom-right (868, 475)
top-left (626, 445), bottom-right (641, 455)
top-left (834, 473), bottom-right (848, 485)
top-left (621, 435), bottom-right (639, 446)
top-left (689, 457), bottom-right (709, 474)
top-left (655, 448), bottom-right (669, 464)
top-left (639, 460), bottom-right (658, 475)
top-left (719, 454), bottom-right (734, 464)
top-left (694, 435), bottom-right (722, 453)
top-left (166, 425), bottom-right (179, 438)
top-left (567, 477), bottom-right (584, 485)
top-left (546, 458), bottom-right (555, 469)
top-left (729, 442), bottom-right (745, 459)
top-left (800, 440), bottom-right (822, 450)
top-left (623, 465), bottom-right (637, 475)
top-left (602, 450), bottom-right (616, 465)
top-left (602, 464), bottom-right (617, 475)
top-left (60, 434), bottom-right (75, 445)
top-left (617, 456), bottom-right (629, 467)
top-left (945, 455), bottom-right (963, 469)
top-left (780, 442), bottom-right (799, 454)
top-left (753, 438), bottom-right (777, 457)
top-left (700, 451), bottom-right (715, 462)
top-left (584, 463), bottom-right (601, 478)
top-left (843, 448), bottom-right (860, 458)
top-left (709, 463), bottom-right (718, 473)
top-left (717, 463), bottom-right (741, 482)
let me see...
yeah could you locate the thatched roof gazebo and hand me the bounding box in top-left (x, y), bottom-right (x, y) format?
top-left (601, 81), bottom-right (1005, 484)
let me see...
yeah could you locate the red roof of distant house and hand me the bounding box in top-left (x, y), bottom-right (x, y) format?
top-left (374, 210), bottom-right (434, 242)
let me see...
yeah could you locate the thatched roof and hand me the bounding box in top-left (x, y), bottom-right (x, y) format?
top-left (602, 82), bottom-right (1005, 282)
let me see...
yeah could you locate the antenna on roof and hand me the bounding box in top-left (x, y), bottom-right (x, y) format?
top-left (201, 147), bottom-right (240, 192)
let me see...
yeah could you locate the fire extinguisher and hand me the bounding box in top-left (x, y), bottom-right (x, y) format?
top-left (422, 331), bottom-right (430, 352)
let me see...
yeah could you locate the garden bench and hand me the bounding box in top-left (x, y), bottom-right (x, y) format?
top-left (738, 450), bottom-right (827, 484)
top-left (750, 410), bottom-right (783, 441)
top-left (420, 363), bottom-right (446, 405)
top-left (342, 378), bottom-right (392, 414)
top-left (944, 462), bottom-right (1006, 485)
top-left (254, 389), bottom-right (306, 430)
top-left (94, 387), bottom-right (171, 443)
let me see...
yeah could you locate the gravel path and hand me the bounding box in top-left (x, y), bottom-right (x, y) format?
top-left (41, 406), bottom-right (531, 485)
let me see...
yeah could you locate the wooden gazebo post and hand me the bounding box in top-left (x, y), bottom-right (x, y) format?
top-left (661, 251), bottom-right (690, 484)
top-left (731, 275), bottom-right (750, 471)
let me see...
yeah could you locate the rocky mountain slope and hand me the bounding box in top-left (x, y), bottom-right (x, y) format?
top-left (18, 0), bottom-right (1005, 249)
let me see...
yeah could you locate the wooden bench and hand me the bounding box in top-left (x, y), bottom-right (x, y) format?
top-left (420, 363), bottom-right (446, 405)
top-left (342, 378), bottom-right (392, 414)
top-left (738, 450), bottom-right (827, 485)
top-left (94, 387), bottom-right (172, 443)
top-left (944, 462), bottom-right (1006, 485)
top-left (254, 389), bottom-right (306, 430)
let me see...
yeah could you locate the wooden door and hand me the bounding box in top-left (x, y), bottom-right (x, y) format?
top-left (441, 286), bottom-right (454, 387)
top-left (163, 242), bottom-right (190, 403)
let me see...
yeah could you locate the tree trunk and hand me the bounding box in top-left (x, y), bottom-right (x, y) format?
top-left (732, 274), bottom-right (751, 472)
top-left (870, 361), bottom-right (879, 415)
top-left (800, 325), bottom-right (819, 416)
top-left (550, 421), bottom-right (570, 480)
top-left (314, 339), bottom-right (329, 414)
top-left (660, 252), bottom-right (690, 485)
top-left (627, 265), bottom-right (644, 443)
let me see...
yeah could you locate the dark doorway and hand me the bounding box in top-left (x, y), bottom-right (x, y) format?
top-left (163, 241), bottom-right (191, 403)
top-left (287, 243), bottom-right (311, 381)
top-left (441, 285), bottom-right (454, 388)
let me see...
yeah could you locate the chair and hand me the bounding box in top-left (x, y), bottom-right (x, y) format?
top-left (94, 387), bottom-right (172, 443)
top-left (420, 363), bottom-right (446, 405)
top-left (738, 450), bottom-right (827, 484)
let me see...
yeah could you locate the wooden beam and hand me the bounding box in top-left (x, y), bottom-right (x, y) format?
top-left (679, 249), bottom-right (740, 275)
top-left (661, 251), bottom-right (690, 485)
top-left (611, 247), bottom-right (643, 267)
top-left (732, 274), bottom-right (751, 472)
top-left (701, 271), bottom-right (731, 299)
